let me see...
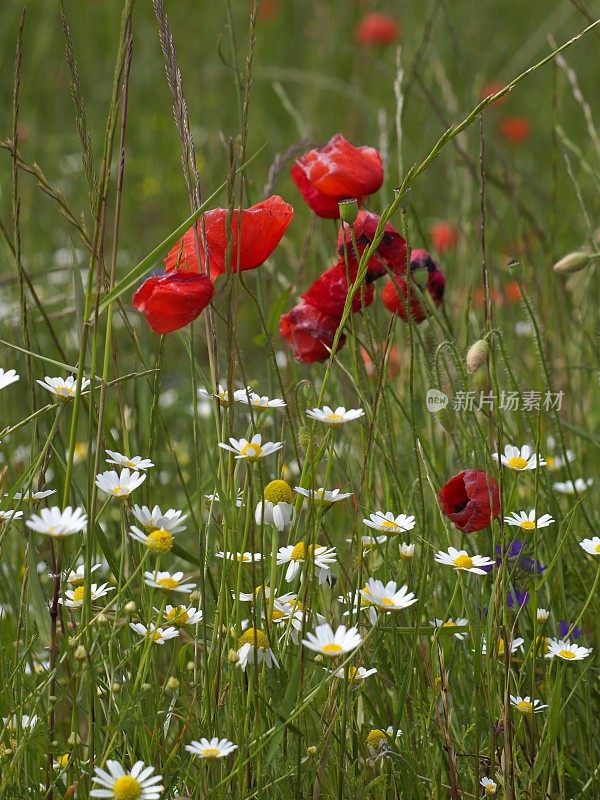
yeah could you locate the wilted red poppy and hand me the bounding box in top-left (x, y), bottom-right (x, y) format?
top-left (479, 82), bottom-right (508, 107)
top-left (133, 271), bottom-right (214, 334)
top-left (381, 249), bottom-right (445, 323)
top-left (438, 469), bottom-right (500, 533)
top-left (430, 221), bottom-right (459, 253)
top-left (302, 259), bottom-right (374, 318)
top-left (498, 116), bottom-right (530, 143)
top-left (354, 12), bottom-right (400, 45)
top-left (279, 302), bottom-right (345, 364)
top-left (291, 134), bottom-right (384, 218)
top-left (164, 195), bottom-right (293, 279)
top-left (337, 210), bottom-right (407, 277)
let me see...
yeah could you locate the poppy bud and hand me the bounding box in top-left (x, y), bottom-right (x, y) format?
top-left (339, 199), bottom-right (359, 225)
top-left (466, 340), bottom-right (489, 374)
top-left (552, 251), bottom-right (594, 275)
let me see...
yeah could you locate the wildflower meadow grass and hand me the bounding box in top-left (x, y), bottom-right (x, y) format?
top-left (1, 2), bottom-right (599, 798)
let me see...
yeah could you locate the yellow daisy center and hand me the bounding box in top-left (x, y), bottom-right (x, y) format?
top-left (516, 700), bottom-right (533, 713)
top-left (112, 775), bottom-right (142, 800)
top-left (166, 606), bottom-right (189, 625)
top-left (520, 520), bottom-right (536, 530)
top-left (380, 520), bottom-right (399, 531)
top-left (291, 541), bottom-right (305, 561)
top-left (347, 666), bottom-right (360, 680)
top-left (507, 456), bottom-right (528, 470)
top-left (57, 754), bottom-right (69, 768)
top-left (239, 553), bottom-right (251, 562)
top-left (74, 442), bottom-right (87, 460)
top-left (558, 649), bottom-right (576, 659)
top-left (595, 543), bottom-right (600, 553)
top-left (202, 747), bottom-right (222, 758)
top-left (442, 621), bottom-right (456, 628)
top-left (112, 486), bottom-right (128, 497)
top-left (381, 597), bottom-right (395, 607)
top-left (72, 586), bottom-right (85, 604)
top-left (264, 479), bottom-right (293, 505)
top-left (326, 413), bottom-right (344, 422)
top-left (239, 628), bottom-right (269, 649)
top-left (453, 554), bottom-right (473, 569)
top-left (146, 528), bottom-right (174, 553)
top-left (484, 784), bottom-right (496, 795)
top-left (271, 609), bottom-right (284, 621)
top-left (240, 442), bottom-right (262, 460)
top-left (158, 577), bottom-right (179, 589)
top-left (545, 455), bottom-right (555, 468)
top-left (152, 630), bottom-right (163, 642)
top-left (322, 642), bottom-right (343, 655)
top-left (366, 729), bottom-right (387, 749)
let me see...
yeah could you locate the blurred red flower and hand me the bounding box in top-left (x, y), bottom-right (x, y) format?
top-left (381, 249), bottom-right (445, 323)
top-left (258, 0), bottom-right (279, 21)
top-left (279, 303), bottom-right (345, 363)
top-left (504, 280), bottom-right (522, 302)
top-left (164, 195), bottom-right (293, 279)
top-left (498, 116), bottom-right (531, 143)
top-left (479, 82), bottom-right (508, 107)
top-left (354, 12), bottom-right (400, 45)
top-left (133, 271), bottom-right (214, 334)
top-left (302, 259), bottom-right (374, 318)
top-left (291, 134), bottom-right (384, 218)
top-left (430, 221), bottom-right (459, 253)
top-left (337, 210), bottom-right (407, 277)
top-left (474, 286), bottom-right (502, 307)
top-left (438, 469), bottom-right (500, 533)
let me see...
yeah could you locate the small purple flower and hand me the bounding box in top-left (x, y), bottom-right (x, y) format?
top-left (519, 555), bottom-right (545, 575)
top-left (559, 620), bottom-right (582, 639)
top-left (507, 588), bottom-right (530, 608)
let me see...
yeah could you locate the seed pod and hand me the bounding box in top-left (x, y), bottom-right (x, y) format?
top-left (552, 252), bottom-right (592, 274)
top-left (466, 339), bottom-right (489, 374)
top-left (338, 198), bottom-right (359, 225)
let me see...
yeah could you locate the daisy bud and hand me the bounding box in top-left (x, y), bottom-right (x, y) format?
top-left (111, 683), bottom-right (121, 694)
top-left (553, 251), bottom-right (594, 274)
top-left (187, 661), bottom-right (195, 671)
top-left (68, 732), bottom-right (81, 746)
top-left (536, 608), bottom-right (549, 622)
top-left (96, 613), bottom-right (108, 624)
top-left (74, 645), bottom-right (87, 661)
top-left (141, 683), bottom-right (152, 691)
top-left (339, 199), bottom-right (359, 225)
top-left (399, 542), bottom-right (414, 560)
top-left (228, 649), bottom-right (239, 664)
top-left (313, 654), bottom-right (323, 663)
top-left (190, 589), bottom-right (201, 603)
top-left (124, 600), bottom-right (136, 614)
top-left (307, 745), bottom-right (317, 756)
top-left (466, 339), bottom-right (489, 375)
top-left (166, 676), bottom-right (180, 690)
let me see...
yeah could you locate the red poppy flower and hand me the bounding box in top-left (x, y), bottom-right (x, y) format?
top-left (302, 259), bottom-right (374, 318)
top-left (291, 134), bottom-right (384, 218)
top-left (498, 116), bottom-right (531, 143)
top-left (133, 271), bottom-right (214, 334)
top-left (164, 195), bottom-right (293, 279)
top-left (381, 249), bottom-right (445, 323)
top-left (279, 302), bottom-right (345, 364)
top-left (479, 82), bottom-right (508, 107)
top-left (337, 210), bottom-right (407, 277)
top-left (354, 12), bottom-right (400, 45)
top-left (438, 469), bottom-right (500, 533)
top-left (430, 221), bottom-right (459, 253)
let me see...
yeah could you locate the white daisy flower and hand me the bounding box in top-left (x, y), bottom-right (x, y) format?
top-left (544, 638), bottom-right (592, 661)
top-left (219, 434), bottom-right (283, 462)
top-left (492, 444), bottom-right (545, 471)
top-left (277, 541), bottom-right (337, 583)
top-left (255, 479), bottom-right (295, 531)
top-left (294, 486), bottom-right (352, 503)
top-left (536, 608), bottom-right (550, 621)
top-left (302, 623), bottom-right (362, 657)
top-left (236, 627), bottom-right (279, 669)
top-left (363, 511), bottom-right (415, 535)
top-left (330, 665), bottom-right (377, 682)
top-left (215, 551), bottom-right (262, 563)
top-left (480, 777), bottom-right (497, 795)
top-left (399, 542), bottom-right (415, 559)
top-left (510, 695), bottom-right (547, 714)
top-left (0, 509), bottom-right (23, 524)
top-left (504, 509), bottom-right (555, 531)
top-left (144, 571), bottom-right (196, 594)
top-left (91, 760), bottom-right (163, 798)
top-left (37, 374), bottom-right (91, 401)
top-left (553, 478), bottom-right (593, 494)
top-left (340, 590), bottom-right (380, 626)
top-left (545, 437), bottom-right (576, 471)
top-left (59, 583), bottom-right (114, 609)
top-left (105, 450), bottom-right (155, 471)
top-left (186, 737), bottom-right (238, 759)
top-left (204, 490), bottom-right (244, 508)
top-left (305, 406), bottom-right (365, 426)
top-left (3, 714), bottom-right (38, 730)
top-left (579, 536), bottom-right (600, 555)
top-left (480, 637), bottom-right (524, 657)
top-left (0, 368), bottom-right (19, 390)
top-left (234, 389), bottom-right (286, 409)
top-left (430, 618), bottom-right (469, 640)
top-left (366, 727), bottom-right (402, 753)
top-left (160, 605), bottom-right (203, 626)
top-left (95, 468), bottom-right (146, 499)
top-left (11, 489), bottom-right (56, 502)
top-left (348, 534), bottom-right (387, 550)
top-left (65, 563), bottom-right (101, 586)
top-left (131, 505), bottom-right (187, 534)
top-left (360, 578), bottom-right (417, 611)
top-left (198, 384), bottom-right (232, 406)
top-left (129, 526), bottom-right (175, 553)
top-left (434, 547), bottom-right (493, 575)
top-left (129, 623), bottom-right (179, 645)
top-left (26, 506), bottom-right (87, 538)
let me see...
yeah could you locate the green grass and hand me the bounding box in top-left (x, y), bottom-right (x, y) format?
top-left (0, 1), bottom-right (599, 798)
